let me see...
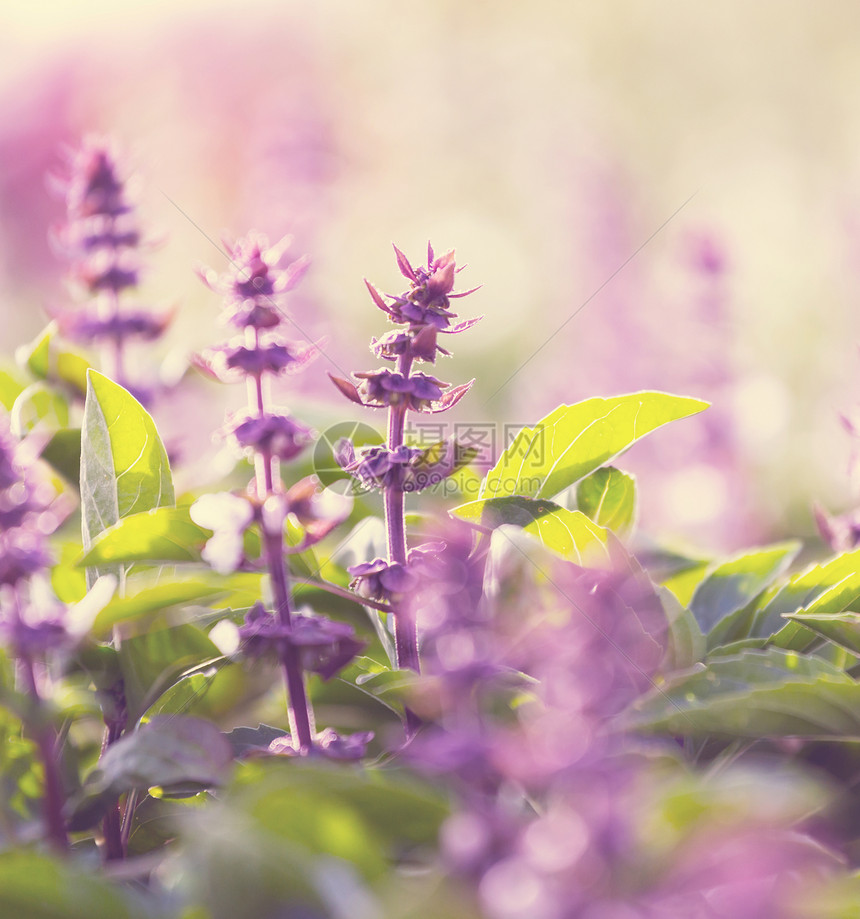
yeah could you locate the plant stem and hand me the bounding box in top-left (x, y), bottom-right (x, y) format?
top-left (19, 651), bottom-right (69, 854)
top-left (385, 354), bottom-right (420, 673)
top-left (100, 715), bottom-right (126, 861)
top-left (249, 341), bottom-right (315, 752)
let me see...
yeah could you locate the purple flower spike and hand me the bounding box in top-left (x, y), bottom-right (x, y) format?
top-left (239, 604), bottom-right (364, 680)
top-left (353, 369), bottom-right (447, 410)
top-left (227, 412), bottom-right (312, 461)
top-left (348, 557), bottom-right (418, 602)
top-left (199, 232), bottom-right (309, 331)
top-left (289, 613), bottom-right (366, 680)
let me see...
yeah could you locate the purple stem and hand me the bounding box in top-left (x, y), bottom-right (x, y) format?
top-left (385, 352), bottom-right (420, 674)
top-left (100, 718), bottom-right (125, 861)
top-left (249, 341), bottom-right (315, 752)
top-left (19, 651), bottom-right (69, 853)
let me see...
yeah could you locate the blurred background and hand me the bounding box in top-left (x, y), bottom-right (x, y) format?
top-left (4, 0), bottom-right (860, 553)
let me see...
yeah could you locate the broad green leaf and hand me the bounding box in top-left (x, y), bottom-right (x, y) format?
top-left (785, 611), bottom-right (860, 657)
top-left (688, 541), bottom-right (800, 642)
top-left (0, 851), bottom-right (149, 919)
top-left (80, 371), bottom-right (174, 584)
top-left (658, 585), bottom-right (705, 672)
top-left (9, 382), bottom-right (69, 436)
top-left (629, 648), bottom-right (860, 739)
top-left (346, 656), bottom-right (419, 717)
top-left (70, 716), bottom-right (232, 829)
top-left (451, 495), bottom-right (610, 565)
top-left (0, 365), bottom-right (28, 409)
top-left (576, 466), bottom-right (636, 535)
top-left (147, 666), bottom-right (251, 722)
top-left (92, 577), bottom-right (228, 637)
top-left (750, 548), bottom-right (860, 640)
top-left (19, 323), bottom-right (91, 394)
top-left (661, 562), bottom-right (710, 607)
top-left (118, 623), bottom-right (222, 721)
top-left (78, 506), bottom-right (208, 567)
top-left (482, 392), bottom-right (708, 500)
top-left (40, 428), bottom-right (82, 487)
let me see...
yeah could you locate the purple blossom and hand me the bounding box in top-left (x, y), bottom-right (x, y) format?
top-left (226, 411), bottom-right (312, 461)
top-left (365, 244), bottom-right (479, 331)
top-left (197, 337), bottom-right (319, 382)
top-left (238, 604), bottom-right (364, 681)
top-left (348, 557), bottom-right (418, 602)
top-left (55, 307), bottom-right (171, 344)
top-left (267, 728), bottom-right (373, 761)
top-left (330, 368), bottom-right (473, 414)
top-left (335, 439), bottom-right (466, 493)
top-left (198, 232), bottom-right (309, 330)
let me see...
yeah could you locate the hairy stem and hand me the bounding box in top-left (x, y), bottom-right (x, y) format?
top-left (385, 353), bottom-right (420, 674)
top-left (250, 342), bottom-right (315, 752)
top-left (19, 650), bottom-right (69, 854)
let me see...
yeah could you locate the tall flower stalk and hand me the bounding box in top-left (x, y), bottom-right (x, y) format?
top-left (51, 138), bottom-right (171, 398)
top-left (193, 233), bottom-right (364, 757)
top-left (331, 244), bottom-right (479, 674)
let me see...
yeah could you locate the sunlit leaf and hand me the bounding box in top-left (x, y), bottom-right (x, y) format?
top-left (78, 506), bottom-right (209, 567)
top-left (481, 392), bottom-right (708, 500)
top-left (451, 495), bottom-right (611, 565)
top-left (576, 465), bottom-right (636, 535)
top-left (80, 371), bottom-right (174, 585)
top-left (629, 648), bottom-right (860, 739)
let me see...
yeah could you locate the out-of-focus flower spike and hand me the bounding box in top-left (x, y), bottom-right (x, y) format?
top-left (393, 244), bottom-right (417, 282)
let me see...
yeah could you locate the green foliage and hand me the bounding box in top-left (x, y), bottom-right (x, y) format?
top-left (0, 851), bottom-right (150, 919)
top-left (80, 371), bottom-right (175, 584)
top-left (629, 648), bottom-right (860, 740)
top-left (575, 465), bottom-right (636, 535)
top-left (481, 391), bottom-right (707, 500)
top-left (117, 623), bottom-right (223, 721)
top-left (78, 506), bottom-right (209, 567)
top-left (451, 495), bottom-right (611, 564)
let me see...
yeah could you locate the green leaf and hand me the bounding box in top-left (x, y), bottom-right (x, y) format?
top-left (345, 656), bottom-right (419, 717)
top-left (80, 371), bottom-right (174, 584)
top-left (629, 648), bottom-right (860, 740)
top-left (688, 541), bottom-right (800, 643)
top-left (576, 466), bottom-right (636, 535)
top-left (482, 392), bottom-right (708, 500)
top-left (118, 623), bottom-right (222, 721)
top-left (658, 585), bottom-right (706, 672)
top-left (19, 323), bottom-right (91, 395)
top-left (70, 716), bottom-right (232, 829)
top-left (0, 365), bottom-right (28, 409)
top-left (750, 548), bottom-right (860, 640)
top-left (78, 506), bottom-right (209, 567)
top-left (40, 428), bottom-right (82, 487)
top-left (0, 851), bottom-right (149, 919)
top-left (92, 577), bottom-right (229, 638)
top-left (785, 611), bottom-right (860, 657)
top-left (9, 382), bottom-right (69, 436)
top-left (451, 495), bottom-right (610, 565)
top-left (147, 666), bottom-right (251, 722)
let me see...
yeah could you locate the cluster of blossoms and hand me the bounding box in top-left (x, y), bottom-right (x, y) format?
top-left (51, 138), bottom-right (171, 396)
top-left (192, 233), bottom-right (366, 758)
top-left (0, 419), bottom-right (71, 850)
top-left (330, 244), bottom-right (480, 673)
top-left (403, 528), bottom-right (835, 918)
